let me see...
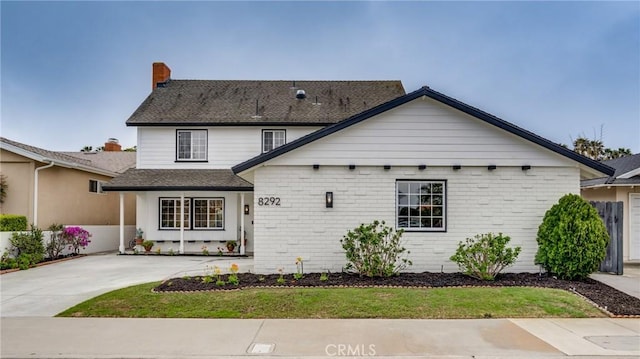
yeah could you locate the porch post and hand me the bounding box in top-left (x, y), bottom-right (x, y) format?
top-left (179, 192), bottom-right (185, 254)
top-left (119, 192), bottom-right (125, 254)
top-left (240, 192), bottom-right (245, 255)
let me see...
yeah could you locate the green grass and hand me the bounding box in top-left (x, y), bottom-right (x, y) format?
top-left (57, 283), bottom-right (605, 319)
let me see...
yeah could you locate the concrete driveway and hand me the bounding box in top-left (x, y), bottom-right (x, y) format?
top-left (0, 253), bottom-right (254, 317)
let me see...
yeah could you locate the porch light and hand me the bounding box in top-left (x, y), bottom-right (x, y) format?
top-left (521, 165), bottom-right (531, 171)
top-left (384, 165), bottom-right (391, 170)
top-left (325, 192), bottom-right (333, 208)
top-left (244, 204), bottom-right (250, 215)
top-left (348, 164), bottom-right (356, 170)
top-left (452, 165), bottom-right (461, 170)
top-left (313, 164), bottom-right (320, 170)
top-left (418, 165), bottom-right (427, 170)
top-left (488, 165), bottom-right (497, 171)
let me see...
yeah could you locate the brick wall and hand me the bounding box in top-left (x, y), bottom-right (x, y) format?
top-left (252, 165), bottom-right (579, 274)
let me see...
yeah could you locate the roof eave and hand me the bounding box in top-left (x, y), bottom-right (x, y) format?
top-left (0, 142), bottom-right (118, 177)
top-left (126, 121), bottom-right (335, 127)
top-left (102, 185), bottom-right (254, 192)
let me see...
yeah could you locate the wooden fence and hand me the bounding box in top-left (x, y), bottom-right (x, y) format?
top-left (590, 201), bottom-right (623, 275)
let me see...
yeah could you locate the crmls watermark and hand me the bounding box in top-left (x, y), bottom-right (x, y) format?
top-left (325, 343), bottom-right (376, 357)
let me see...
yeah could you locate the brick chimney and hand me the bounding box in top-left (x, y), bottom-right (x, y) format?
top-left (152, 62), bottom-right (171, 89)
top-left (104, 138), bottom-right (122, 152)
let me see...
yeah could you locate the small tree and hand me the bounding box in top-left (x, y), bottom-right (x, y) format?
top-left (340, 220), bottom-right (411, 277)
top-left (0, 174), bottom-right (7, 204)
top-left (450, 233), bottom-right (521, 280)
top-left (535, 194), bottom-right (609, 280)
top-left (62, 226), bottom-right (92, 254)
top-left (45, 223), bottom-right (66, 259)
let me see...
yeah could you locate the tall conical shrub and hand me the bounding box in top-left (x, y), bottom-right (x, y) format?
top-left (535, 194), bottom-right (609, 280)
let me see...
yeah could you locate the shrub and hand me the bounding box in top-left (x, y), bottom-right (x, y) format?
top-left (62, 226), bottom-right (92, 254)
top-left (450, 232), bottom-right (521, 280)
top-left (45, 223), bottom-right (66, 259)
top-left (9, 225), bottom-right (45, 267)
top-left (0, 214), bottom-right (28, 231)
top-left (535, 194), bottom-right (609, 280)
top-left (340, 220), bottom-right (412, 277)
top-left (0, 250), bottom-right (17, 270)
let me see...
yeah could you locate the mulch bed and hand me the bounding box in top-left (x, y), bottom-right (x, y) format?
top-left (154, 272), bottom-right (640, 317)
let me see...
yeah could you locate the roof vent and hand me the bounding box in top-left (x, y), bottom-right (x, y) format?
top-left (296, 90), bottom-right (306, 99)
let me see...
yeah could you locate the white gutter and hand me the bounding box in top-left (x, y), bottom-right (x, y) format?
top-left (34, 160), bottom-right (55, 226)
top-left (582, 183), bottom-right (636, 189)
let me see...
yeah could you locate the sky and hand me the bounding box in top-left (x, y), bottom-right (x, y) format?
top-left (2, 1), bottom-right (639, 153)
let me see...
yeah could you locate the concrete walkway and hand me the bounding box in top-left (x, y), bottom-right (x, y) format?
top-left (0, 253), bottom-right (254, 317)
top-left (590, 264), bottom-right (640, 300)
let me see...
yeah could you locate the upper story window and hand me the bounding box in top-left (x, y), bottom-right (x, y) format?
top-left (89, 179), bottom-right (105, 194)
top-left (397, 180), bottom-right (446, 231)
top-left (177, 130), bottom-right (207, 161)
top-left (262, 129), bottom-right (286, 153)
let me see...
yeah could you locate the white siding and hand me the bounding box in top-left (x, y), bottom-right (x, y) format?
top-left (134, 191), bottom-right (250, 253)
top-left (137, 126), bottom-right (320, 169)
top-left (252, 165), bottom-right (579, 274)
top-left (267, 99), bottom-right (575, 168)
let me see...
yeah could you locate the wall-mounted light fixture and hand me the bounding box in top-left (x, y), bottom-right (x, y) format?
top-left (348, 165), bottom-right (356, 170)
top-left (488, 165), bottom-right (497, 171)
top-left (313, 164), bottom-right (320, 170)
top-left (521, 165), bottom-right (531, 171)
top-left (418, 165), bottom-right (427, 170)
top-left (452, 165), bottom-right (461, 170)
top-left (383, 165), bottom-right (391, 170)
top-left (244, 204), bottom-right (250, 215)
top-left (325, 192), bottom-right (333, 208)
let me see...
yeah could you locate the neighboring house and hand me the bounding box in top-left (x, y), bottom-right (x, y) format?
top-left (581, 154), bottom-right (640, 262)
top-left (104, 62), bottom-right (614, 273)
top-left (0, 137), bottom-right (136, 230)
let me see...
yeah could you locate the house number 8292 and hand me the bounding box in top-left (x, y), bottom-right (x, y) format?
top-left (258, 197), bottom-right (281, 206)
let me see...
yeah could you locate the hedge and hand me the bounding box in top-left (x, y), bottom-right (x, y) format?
top-left (0, 214), bottom-right (28, 231)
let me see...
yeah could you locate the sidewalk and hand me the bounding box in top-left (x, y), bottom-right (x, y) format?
top-left (2, 317), bottom-right (638, 358)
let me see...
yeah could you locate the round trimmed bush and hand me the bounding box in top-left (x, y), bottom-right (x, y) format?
top-left (535, 194), bottom-right (609, 280)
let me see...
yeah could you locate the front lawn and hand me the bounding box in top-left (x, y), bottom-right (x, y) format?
top-left (58, 283), bottom-right (604, 319)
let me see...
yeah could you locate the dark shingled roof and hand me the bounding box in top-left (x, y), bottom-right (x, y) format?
top-left (126, 80), bottom-right (406, 126)
top-left (581, 153), bottom-right (640, 187)
top-left (101, 169), bottom-right (253, 191)
top-left (1, 137), bottom-right (135, 175)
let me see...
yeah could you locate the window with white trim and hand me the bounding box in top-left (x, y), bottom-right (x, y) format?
top-left (89, 179), bottom-right (105, 194)
top-left (262, 129), bottom-right (286, 153)
top-left (160, 198), bottom-right (191, 229)
top-left (177, 130), bottom-right (207, 161)
top-left (397, 180), bottom-right (446, 231)
top-left (193, 198), bottom-right (224, 229)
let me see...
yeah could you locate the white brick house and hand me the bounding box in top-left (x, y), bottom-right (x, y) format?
top-left (105, 63), bottom-right (614, 274)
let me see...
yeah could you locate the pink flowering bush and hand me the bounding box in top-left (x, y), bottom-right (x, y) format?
top-left (63, 226), bottom-right (92, 254)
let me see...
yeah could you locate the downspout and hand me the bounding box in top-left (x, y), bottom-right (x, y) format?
top-left (34, 160), bottom-right (55, 227)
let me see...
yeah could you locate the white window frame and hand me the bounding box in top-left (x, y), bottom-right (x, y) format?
top-left (159, 198), bottom-right (191, 230)
top-left (193, 198), bottom-right (225, 230)
top-left (396, 180), bottom-right (446, 232)
top-left (262, 129), bottom-right (286, 153)
top-left (176, 130), bottom-right (208, 161)
top-left (89, 179), bottom-right (106, 194)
